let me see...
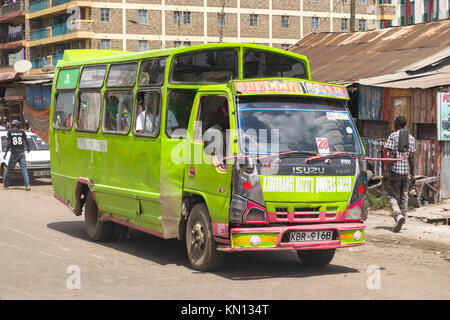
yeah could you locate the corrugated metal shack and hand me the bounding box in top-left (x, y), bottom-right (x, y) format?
top-left (290, 20), bottom-right (450, 199)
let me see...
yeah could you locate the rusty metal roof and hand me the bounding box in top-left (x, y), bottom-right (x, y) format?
top-left (290, 20), bottom-right (450, 84)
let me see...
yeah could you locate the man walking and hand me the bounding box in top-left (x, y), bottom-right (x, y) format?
top-left (383, 116), bottom-right (415, 232)
top-left (3, 120), bottom-right (31, 190)
top-left (0, 116), bottom-right (10, 130)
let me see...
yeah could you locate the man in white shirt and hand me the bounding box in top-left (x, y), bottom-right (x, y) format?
top-left (135, 97), bottom-right (178, 135)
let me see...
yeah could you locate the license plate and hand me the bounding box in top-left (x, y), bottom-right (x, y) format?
top-left (289, 230), bottom-right (333, 242)
top-left (33, 170), bottom-right (50, 177)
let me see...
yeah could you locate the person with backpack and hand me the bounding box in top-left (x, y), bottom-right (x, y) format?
top-left (2, 120), bottom-right (31, 190)
top-left (383, 116), bottom-right (416, 232)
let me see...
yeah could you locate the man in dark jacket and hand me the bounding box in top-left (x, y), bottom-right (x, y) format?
top-left (3, 120), bottom-right (31, 190)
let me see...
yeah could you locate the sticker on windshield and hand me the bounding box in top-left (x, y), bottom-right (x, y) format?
top-left (326, 112), bottom-right (349, 121)
top-left (316, 138), bottom-right (330, 154)
top-left (346, 127), bottom-right (353, 134)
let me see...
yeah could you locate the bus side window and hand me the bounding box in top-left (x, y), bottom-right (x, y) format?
top-left (76, 92), bottom-right (102, 132)
top-left (103, 91), bottom-right (133, 134)
top-left (134, 91), bottom-right (161, 136)
top-left (53, 91), bottom-right (75, 130)
top-left (166, 89), bottom-right (196, 138)
top-left (138, 59), bottom-right (166, 86)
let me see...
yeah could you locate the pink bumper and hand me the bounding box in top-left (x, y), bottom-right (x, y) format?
top-left (217, 223), bottom-right (365, 252)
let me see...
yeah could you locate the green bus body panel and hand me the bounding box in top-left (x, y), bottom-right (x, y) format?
top-left (50, 43), bottom-right (358, 241)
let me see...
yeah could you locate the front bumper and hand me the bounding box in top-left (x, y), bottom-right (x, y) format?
top-left (10, 166), bottom-right (51, 178)
top-left (217, 223), bottom-right (365, 252)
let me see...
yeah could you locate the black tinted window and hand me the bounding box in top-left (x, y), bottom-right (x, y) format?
top-left (171, 49), bottom-right (238, 83)
top-left (244, 50), bottom-right (306, 79)
top-left (138, 58), bottom-right (166, 86)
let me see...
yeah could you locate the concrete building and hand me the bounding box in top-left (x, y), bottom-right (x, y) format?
top-left (0, 0), bottom-right (381, 75)
top-left (379, 0), bottom-right (450, 29)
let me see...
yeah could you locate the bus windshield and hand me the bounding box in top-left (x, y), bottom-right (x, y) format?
top-left (236, 96), bottom-right (360, 155)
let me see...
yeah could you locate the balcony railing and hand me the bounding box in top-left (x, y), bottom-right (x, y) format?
top-left (29, 27), bottom-right (49, 41)
top-left (0, 1), bottom-right (24, 17)
top-left (30, 53), bottom-right (64, 69)
top-left (52, 53), bottom-right (64, 66)
top-left (31, 56), bottom-right (48, 69)
top-left (0, 31), bottom-right (24, 44)
top-left (52, 0), bottom-right (71, 6)
top-left (29, 0), bottom-right (48, 13)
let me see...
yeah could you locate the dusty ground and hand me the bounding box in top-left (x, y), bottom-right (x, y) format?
top-left (0, 179), bottom-right (449, 300)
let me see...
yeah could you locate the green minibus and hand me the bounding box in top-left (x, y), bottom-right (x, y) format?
top-left (50, 43), bottom-right (368, 271)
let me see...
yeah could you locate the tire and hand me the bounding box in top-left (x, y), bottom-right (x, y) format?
top-left (84, 192), bottom-right (113, 241)
top-left (185, 203), bottom-right (224, 271)
top-left (297, 249), bottom-right (336, 267)
top-left (110, 223), bottom-right (129, 242)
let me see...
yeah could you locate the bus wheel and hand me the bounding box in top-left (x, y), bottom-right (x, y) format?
top-left (84, 192), bottom-right (113, 241)
top-left (297, 249), bottom-right (336, 267)
top-left (185, 203), bottom-right (223, 271)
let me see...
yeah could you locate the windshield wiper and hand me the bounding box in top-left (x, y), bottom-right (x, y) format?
top-left (305, 152), bottom-right (362, 163)
top-left (276, 151), bottom-right (317, 159)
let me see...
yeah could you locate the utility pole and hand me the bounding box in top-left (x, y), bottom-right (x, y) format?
top-left (350, 0), bottom-right (356, 32)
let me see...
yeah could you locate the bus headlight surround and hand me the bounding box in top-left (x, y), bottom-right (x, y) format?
top-left (345, 204), bottom-right (362, 221)
top-left (229, 195), bottom-right (247, 223)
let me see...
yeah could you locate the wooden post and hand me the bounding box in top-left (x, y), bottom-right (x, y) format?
top-left (350, 0), bottom-right (356, 31)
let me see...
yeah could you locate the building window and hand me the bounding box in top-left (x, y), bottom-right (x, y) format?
top-left (342, 0), bottom-right (348, 3)
top-left (183, 41), bottom-right (191, 46)
top-left (174, 41), bottom-right (182, 47)
top-left (341, 18), bottom-right (348, 30)
top-left (101, 8), bottom-right (110, 23)
top-left (281, 15), bottom-right (289, 28)
top-left (183, 11), bottom-right (191, 25)
top-left (217, 13), bottom-right (226, 26)
top-left (250, 14), bottom-right (258, 27)
top-left (138, 40), bottom-right (148, 52)
top-left (358, 0), bottom-right (366, 4)
top-left (359, 19), bottom-right (366, 31)
top-left (174, 11), bottom-right (181, 25)
top-left (138, 10), bottom-right (147, 24)
top-left (281, 44), bottom-right (290, 51)
top-left (312, 17), bottom-right (319, 30)
top-left (100, 39), bottom-right (110, 50)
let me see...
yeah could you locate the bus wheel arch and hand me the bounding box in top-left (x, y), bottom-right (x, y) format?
top-left (74, 178), bottom-right (92, 216)
top-left (178, 194), bottom-right (206, 241)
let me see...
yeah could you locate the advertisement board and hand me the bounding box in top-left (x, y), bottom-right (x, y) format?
top-left (437, 92), bottom-right (450, 141)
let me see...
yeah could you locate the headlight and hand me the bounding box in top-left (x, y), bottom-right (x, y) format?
top-left (345, 205), bottom-right (362, 221)
top-left (229, 195), bottom-right (247, 223)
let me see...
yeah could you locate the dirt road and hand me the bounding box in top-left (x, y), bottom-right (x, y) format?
top-left (0, 180), bottom-right (449, 300)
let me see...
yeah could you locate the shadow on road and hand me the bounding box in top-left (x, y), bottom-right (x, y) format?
top-left (3, 177), bottom-right (51, 187)
top-left (47, 220), bottom-right (360, 280)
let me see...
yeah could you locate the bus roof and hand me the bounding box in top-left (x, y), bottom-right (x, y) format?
top-left (55, 43), bottom-right (309, 72)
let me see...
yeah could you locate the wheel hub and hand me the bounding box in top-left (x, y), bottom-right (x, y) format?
top-left (191, 222), bottom-right (205, 251)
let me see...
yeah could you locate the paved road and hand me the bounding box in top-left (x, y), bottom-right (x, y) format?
top-left (0, 180), bottom-right (449, 300)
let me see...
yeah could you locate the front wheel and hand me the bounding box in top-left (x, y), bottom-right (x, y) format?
top-left (185, 203), bottom-right (224, 271)
top-left (297, 249), bottom-right (336, 267)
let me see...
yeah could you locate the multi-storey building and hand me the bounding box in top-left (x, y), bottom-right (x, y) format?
top-left (0, 0), bottom-right (380, 75)
top-left (395, 0), bottom-right (450, 26)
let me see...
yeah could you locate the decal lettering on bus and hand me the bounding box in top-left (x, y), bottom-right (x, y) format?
top-left (234, 80), bottom-right (349, 99)
top-left (261, 175), bottom-right (353, 193)
top-left (77, 138), bottom-right (107, 152)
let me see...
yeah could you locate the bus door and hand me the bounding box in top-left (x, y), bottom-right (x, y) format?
top-left (184, 92), bottom-right (233, 225)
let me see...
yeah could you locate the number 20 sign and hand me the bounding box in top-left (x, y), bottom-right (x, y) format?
top-left (316, 138), bottom-right (330, 154)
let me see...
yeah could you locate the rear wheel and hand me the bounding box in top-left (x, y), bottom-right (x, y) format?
top-left (297, 249), bottom-right (336, 267)
top-left (185, 203), bottom-right (223, 271)
top-left (84, 192), bottom-right (113, 241)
